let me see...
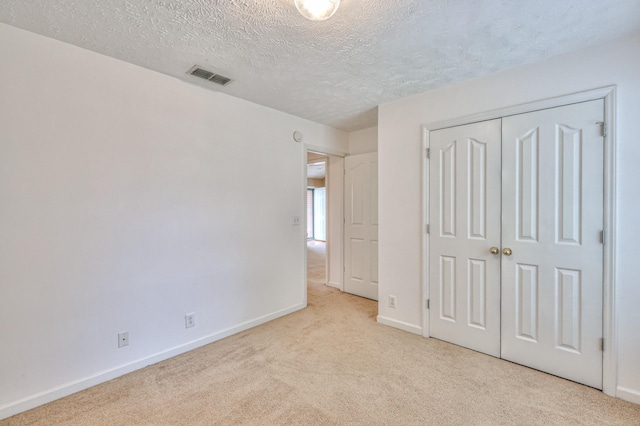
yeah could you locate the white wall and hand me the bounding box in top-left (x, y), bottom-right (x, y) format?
top-left (378, 33), bottom-right (640, 403)
top-left (0, 23), bottom-right (347, 419)
top-left (348, 126), bottom-right (378, 154)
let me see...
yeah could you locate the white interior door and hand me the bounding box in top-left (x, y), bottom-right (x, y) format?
top-left (313, 187), bottom-right (326, 241)
top-left (429, 119), bottom-right (502, 357)
top-left (501, 100), bottom-right (604, 389)
top-left (344, 152), bottom-right (378, 300)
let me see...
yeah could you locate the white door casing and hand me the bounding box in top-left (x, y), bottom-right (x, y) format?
top-left (429, 119), bottom-right (502, 357)
top-left (501, 100), bottom-right (604, 389)
top-left (344, 152), bottom-right (379, 300)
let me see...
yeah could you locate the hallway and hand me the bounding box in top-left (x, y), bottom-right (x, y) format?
top-left (306, 240), bottom-right (326, 288)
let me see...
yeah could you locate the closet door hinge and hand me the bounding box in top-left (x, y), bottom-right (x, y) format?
top-left (426, 299), bottom-right (430, 310)
top-left (600, 338), bottom-right (605, 351)
top-left (596, 121), bottom-right (607, 137)
top-left (600, 230), bottom-right (605, 244)
top-left (426, 224), bottom-right (430, 234)
top-left (426, 148), bottom-right (431, 159)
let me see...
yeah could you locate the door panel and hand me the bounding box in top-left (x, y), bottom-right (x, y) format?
top-left (429, 119), bottom-right (502, 357)
top-left (468, 258), bottom-right (487, 328)
top-left (515, 263), bottom-right (538, 341)
top-left (344, 153), bottom-right (378, 300)
top-left (501, 100), bottom-right (604, 389)
top-left (440, 140), bottom-right (457, 237)
top-left (516, 129), bottom-right (539, 242)
top-left (370, 240), bottom-right (379, 285)
top-left (350, 239), bottom-right (363, 280)
top-left (469, 139), bottom-right (488, 239)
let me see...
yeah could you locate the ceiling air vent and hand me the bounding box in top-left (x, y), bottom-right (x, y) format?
top-left (187, 65), bottom-right (232, 86)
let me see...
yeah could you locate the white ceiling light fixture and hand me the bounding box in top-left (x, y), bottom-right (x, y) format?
top-left (294, 0), bottom-right (340, 21)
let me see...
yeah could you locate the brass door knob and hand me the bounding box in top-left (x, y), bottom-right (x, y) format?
top-left (489, 247), bottom-right (500, 255)
top-left (503, 248), bottom-right (513, 256)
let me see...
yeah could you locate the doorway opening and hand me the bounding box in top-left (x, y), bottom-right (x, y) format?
top-left (306, 160), bottom-right (327, 242)
top-left (306, 152), bottom-right (328, 290)
top-left (302, 144), bottom-right (379, 307)
top-left (305, 150), bottom-right (344, 299)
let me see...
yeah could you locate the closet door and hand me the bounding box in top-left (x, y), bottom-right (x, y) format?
top-left (429, 119), bottom-right (502, 357)
top-left (501, 100), bottom-right (604, 389)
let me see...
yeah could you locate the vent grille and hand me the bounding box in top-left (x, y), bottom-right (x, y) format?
top-left (187, 66), bottom-right (232, 86)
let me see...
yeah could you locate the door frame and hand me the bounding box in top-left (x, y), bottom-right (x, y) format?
top-left (421, 86), bottom-right (617, 396)
top-left (303, 143), bottom-right (346, 307)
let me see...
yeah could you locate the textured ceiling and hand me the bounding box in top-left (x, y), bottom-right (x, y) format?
top-left (1, 1), bottom-right (639, 131)
top-left (307, 162), bottom-right (326, 180)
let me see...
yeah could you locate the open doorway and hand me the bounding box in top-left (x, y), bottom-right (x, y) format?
top-left (305, 151), bottom-right (343, 295)
top-left (307, 158), bottom-right (326, 242)
top-left (306, 153), bottom-right (328, 289)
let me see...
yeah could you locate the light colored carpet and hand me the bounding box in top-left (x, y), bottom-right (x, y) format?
top-left (3, 241), bottom-right (639, 425)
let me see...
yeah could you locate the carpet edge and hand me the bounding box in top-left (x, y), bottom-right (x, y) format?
top-left (0, 302), bottom-right (306, 421)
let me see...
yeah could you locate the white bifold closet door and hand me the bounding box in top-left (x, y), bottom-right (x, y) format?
top-left (429, 119), bottom-right (502, 357)
top-left (501, 100), bottom-right (604, 389)
top-left (429, 100), bottom-right (604, 389)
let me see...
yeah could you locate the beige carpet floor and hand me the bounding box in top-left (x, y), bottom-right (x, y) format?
top-left (3, 241), bottom-right (640, 425)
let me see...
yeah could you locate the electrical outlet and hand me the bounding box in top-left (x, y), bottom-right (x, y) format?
top-left (293, 216), bottom-right (301, 226)
top-left (185, 313), bottom-right (195, 328)
top-left (118, 331), bottom-right (129, 348)
top-left (388, 295), bottom-right (397, 309)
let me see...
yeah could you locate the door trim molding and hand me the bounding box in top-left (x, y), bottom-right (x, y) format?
top-left (425, 86), bottom-right (616, 131)
top-left (421, 86), bottom-right (617, 397)
top-left (421, 126), bottom-right (431, 337)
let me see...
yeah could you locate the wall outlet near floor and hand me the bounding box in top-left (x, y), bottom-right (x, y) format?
top-left (185, 313), bottom-right (195, 328)
top-left (118, 331), bottom-right (129, 348)
top-left (293, 216), bottom-right (301, 226)
top-left (388, 295), bottom-right (397, 309)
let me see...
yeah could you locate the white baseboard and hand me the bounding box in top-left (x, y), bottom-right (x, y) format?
top-left (377, 315), bottom-right (423, 335)
top-left (617, 386), bottom-right (640, 405)
top-left (0, 302), bottom-right (305, 421)
top-left (327, 281), bottom-right (342, 290)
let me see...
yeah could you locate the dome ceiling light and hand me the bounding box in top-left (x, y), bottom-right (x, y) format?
top-left (294, 0), bottom-right (341, 21)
